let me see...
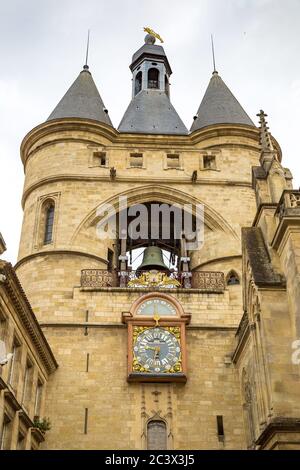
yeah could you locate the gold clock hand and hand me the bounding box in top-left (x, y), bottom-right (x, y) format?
top-left (154, 346), bottom-right (160, 360)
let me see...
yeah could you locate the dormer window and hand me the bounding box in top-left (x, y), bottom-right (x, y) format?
top-left (135, 71), bottom-right (142, 95)
top-left (148, 68), bottom-right (159, 89)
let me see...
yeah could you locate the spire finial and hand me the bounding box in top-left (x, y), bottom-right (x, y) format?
top-left (257, 109), bottom-right (274, 151)
top-left (211, 34), bottom-right (218, 74)
top-left (83, 29), bottom-right (90, 70)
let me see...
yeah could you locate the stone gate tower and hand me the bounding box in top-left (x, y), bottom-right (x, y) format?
top-left (15, 33), bottom-right (300, 449)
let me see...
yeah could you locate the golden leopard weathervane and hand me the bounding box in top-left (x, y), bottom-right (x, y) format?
top-left (144, 27), bottom-right (164, 43)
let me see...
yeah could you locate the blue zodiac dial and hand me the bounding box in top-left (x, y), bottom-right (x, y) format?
top-left (133, 327), bottom-right (181, 373)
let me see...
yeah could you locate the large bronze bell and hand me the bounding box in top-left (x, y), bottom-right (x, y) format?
top-left (137, 246), bottom-right (169, 272)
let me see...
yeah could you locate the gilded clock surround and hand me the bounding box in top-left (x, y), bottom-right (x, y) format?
top-left (132, 326), bottom-right (182, 374)
top-left (122, 293), bottom-right (190, 383)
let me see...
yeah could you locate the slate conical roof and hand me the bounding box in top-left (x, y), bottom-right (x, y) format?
top-left (191, 71), bottom-right (254, 132)
top-left (47, 66), bottom-right (113, 126)
top-left (118, 89), bottom-right (188, 135)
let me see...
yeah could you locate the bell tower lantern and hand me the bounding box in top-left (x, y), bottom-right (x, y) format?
top-left (130, 33), bottom-right (172, 98)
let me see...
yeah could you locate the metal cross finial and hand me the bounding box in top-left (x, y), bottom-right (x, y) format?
top-left (256, 109), bottom-right (274, 151)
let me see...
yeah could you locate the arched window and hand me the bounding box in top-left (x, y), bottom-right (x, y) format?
top-left (148, 68), bottom-right (159, 89)
top-left (44, 204), bottom-right (55, 245)
top-left (135, 71), bottom-right (142, 95)
top-left (147, 420), bottom-right (167, 450)
top-left (165, 75), bottom-right (170, 97)
top-left (227, 271), bottom-right (240, 285)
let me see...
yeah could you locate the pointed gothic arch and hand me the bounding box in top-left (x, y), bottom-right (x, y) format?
top-left (226, 270), bottom-right (240, 285)
top-left (71, 185), bottom-right (240, 242)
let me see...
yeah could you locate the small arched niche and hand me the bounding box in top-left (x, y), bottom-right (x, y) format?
top-left (147, 420), bottom-right (167, 450)
top-left (148, 68), bottom-right (159, 89)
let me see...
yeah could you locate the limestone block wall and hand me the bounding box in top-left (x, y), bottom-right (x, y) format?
top-left (41, 321), bottom-right (246, 449)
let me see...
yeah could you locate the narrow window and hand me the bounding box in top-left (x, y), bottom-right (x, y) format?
top-left (147, 420), bottom-right (167, 450)
top-left (203, 155), bottom-right (216, 170)
top-left (34, 379), bottom-right (43, 418)
top-left (130, 153), bottom-right (143, 168)
top-left (86, 353), bottom-right (90, 372)
top-left (93, 151), bottom-right (106, 167)
top-left (84, 408), bottom-right (88, 434)
top-left (227, 271), bottom-right (240, 285)
top-left (8, 337), bottom-right (21, 391)
top-left (0, 414), bottom-right (13, 450)
top-left (44, 204), bottom-right (55, 245)
top-left (107, 248), bottom-right (114, 271)
top-left (167, 154), bottom-right (180, 169)
top-left (148, 68), bottom-right (159, 89)
top-left (22, 359), bottom-right (34, 410)
top-left (135, 71), bottom-right (142, 95)
top-left (216, 415), bottom-right (225, 441)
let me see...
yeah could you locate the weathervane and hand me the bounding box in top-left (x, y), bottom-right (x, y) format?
top-left (144, 27), bottom-right (164, 43)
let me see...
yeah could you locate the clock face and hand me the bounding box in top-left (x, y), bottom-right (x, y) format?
top-left (133, 327), bottom-right (181, 374)
top-left (136, 298), bottom-right (176, 316)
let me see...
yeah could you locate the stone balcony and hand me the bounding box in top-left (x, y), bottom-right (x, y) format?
top-left (80, 269), bottom-right (225, 291)
top-left (276, 190), bottom-right (300, 219)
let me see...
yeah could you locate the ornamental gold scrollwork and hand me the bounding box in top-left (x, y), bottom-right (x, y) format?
top-left (128, 271), bottom-right (181, 288)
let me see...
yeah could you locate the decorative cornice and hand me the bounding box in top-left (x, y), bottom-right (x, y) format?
top-left (79, 286), bottom-right (226, 294)
top-left (0, 261), bottom-right (58, 374)
top-left (21, 118), bottom-right (281, 167)
top-left (21, 174), bottom-right (252, 207)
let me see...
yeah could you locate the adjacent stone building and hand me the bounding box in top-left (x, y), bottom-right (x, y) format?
top-left (0, 237), bottom-right (57, 450)
top-left (1, 32), bottom-right (300, 450)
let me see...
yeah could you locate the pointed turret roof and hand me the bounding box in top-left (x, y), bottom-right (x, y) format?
top-left (190, 71), bottom-right (254, 132)
top-left (118, 89), bottom-right (188, 135)
top-left (47, 66), bottom-right (113, 126)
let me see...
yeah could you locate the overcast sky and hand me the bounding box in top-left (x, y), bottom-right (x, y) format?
top-left (0, 0), bottom-right (300, 263)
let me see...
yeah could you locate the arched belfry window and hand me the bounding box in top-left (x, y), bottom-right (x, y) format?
top-left (44, 203), bottom-right (55, 245)
top-left (227, 271), bottom-right (240, 285)
top-left (148, 68), bottom-right (159, 89)
top-left (135, 71), bottom-right (142, 95)
top-left (147, 420), bottom-right (167, 450)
